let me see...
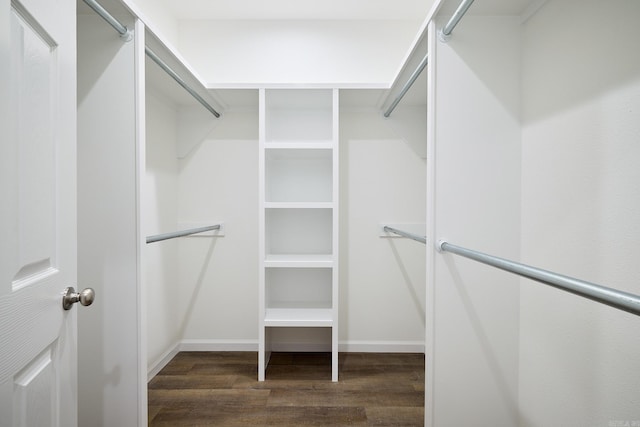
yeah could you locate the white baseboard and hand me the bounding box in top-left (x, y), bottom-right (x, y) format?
top-left (176, 339), bottom-right (424, 353)
top-left (179, 339), bottom-right (258, 352)
top-left (339, 341), bottom-right (425, 353)
top-left (147, 339), bottom-right (425, 381)
top-left (147, 343), bottom-right (180, 382)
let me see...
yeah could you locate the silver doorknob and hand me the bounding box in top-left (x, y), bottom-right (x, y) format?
top-left (62, 287), bottom-right (95, 310)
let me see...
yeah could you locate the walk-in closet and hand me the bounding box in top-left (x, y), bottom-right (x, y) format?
top-left (1, 0), bottom-right (637, 425)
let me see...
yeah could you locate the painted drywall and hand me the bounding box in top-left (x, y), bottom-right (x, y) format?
top-left (519, 1), bottom-right (640, 425)
top-left (144, 90), bottom-right (182, 368)
top-left (129, 0), bottom-right (180, 49)
top-left (77, 14), bottom-right (142, 427)
top-left (177, 112), bottom-right (260, 346)
top-left (427, 16), bottom-right (522, 427)
top-left (176, 20), bottom-right (422, 86)
top-left (340, 110), bottom-right (426, 350)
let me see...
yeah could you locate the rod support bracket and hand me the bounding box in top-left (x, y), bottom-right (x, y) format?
top-left (120, 28), bottom-right (133, 42)
top-left (438, 29), bottom-right (451, 43)
top-left (436, 240), bottom-right (447, 252)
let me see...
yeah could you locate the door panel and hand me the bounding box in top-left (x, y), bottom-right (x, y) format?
top-left (10, 1), bottom-right (57, 287)
top-left (0, 0), bottom-right (77, 426)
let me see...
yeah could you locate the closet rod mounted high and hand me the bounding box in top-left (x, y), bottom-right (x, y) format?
top-left (147, 224), bottom-right (221, 244)
top-left (144, 47), bottom-right (221, 118)
top-left (384, 226), bottom-right (427, 244)
top-left (437, 240), bottom-right (640, 317)
top-left (82, 0), bottom-right (132, 41)
top-left (383, 53), bottom-right (429, 118)
top-left (81, 0), bottom-right (221, 118)
top-left (438, 0), bottom-right (475, 42)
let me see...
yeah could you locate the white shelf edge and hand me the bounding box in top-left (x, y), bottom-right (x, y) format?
top-left (264, 254), bottom-right (334, 268)
top-left (264, 141), bottom-right (334, 149)
top-left (265, 202), bottom-right (333, 209)
top-left (264, 308), bottom-right (334, 327)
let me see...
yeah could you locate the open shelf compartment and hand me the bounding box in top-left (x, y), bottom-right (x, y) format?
top-left (266, 148), bottom-right (333, 203)
top-left (265, 89), bottom-right (333, 143)
top-left (265, 208), bottom-right (332, 256)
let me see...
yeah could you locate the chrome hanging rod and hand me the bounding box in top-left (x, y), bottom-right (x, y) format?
top-left (437, 240), bottom-right (640, 317)
top-left (145, 47), bottom-right (221, 118)
top-left (383, 226), bottom-right (427, 244)
top-left (383, 53), bottom-right (429, 118)
top-left (82, 0), bottom-right (220, 118)
top-left (146, 224), bottom-right (221, 244)
top-left (438, 0), bottom-right (476, 42)
top-left (82, 0), bottom-right (132, 41)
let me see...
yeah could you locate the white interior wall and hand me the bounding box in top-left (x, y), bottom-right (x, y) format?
top-left (427, 15), bottom-right (522, 427)
top-left (77, 14), bottom-right (143, 427)
top-left (129, 0), bottom-right (179, 49)
top-left (519, 1), bottom-right (640, 425)
top-left (177, 112), bottom-right (260, 347)
top-left (340, 110), bottom-right (426, 350)
top-left (144, 90), bottom-right (182, 368)
top-left (176, 20), bottom-right (422, 86)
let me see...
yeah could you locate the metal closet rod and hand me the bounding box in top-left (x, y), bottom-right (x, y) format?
top-left (82, 0), bottom-right (132, 40)
top-left (437, 240), bottom-right (640, 317)
top-left (439, 0), bottom-right (476, 42)
top-left (144, 47), bottom-right (221, 118)
top-left (81, 0), bottom-right (220, 118)
top-left (146, 225), bottom-right (221, 244)
top-left (383, 53), bottom-right (428, 118)
top-left (383, 226), bottom-right (427, 244)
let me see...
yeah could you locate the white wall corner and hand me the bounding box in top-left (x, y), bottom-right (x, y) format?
top-left (147, 342), bottom-right (180, 382)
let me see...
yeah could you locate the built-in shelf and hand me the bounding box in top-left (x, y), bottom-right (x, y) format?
top-left (259, 88), bottom-right (339, 382)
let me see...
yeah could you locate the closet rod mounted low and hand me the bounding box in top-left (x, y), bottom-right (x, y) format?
top-left (383, 226), bottom-right (427, 244)
top-left (81, 0), bottom-right (221, 118)
top-left (383, 54), bottom-right (428, 118)
top-left (438, 0), bottom-right (476, 42)
top-left (147, 224), bottom-right (221, 244)
top-left (437, 240), bottom-right (640, 317)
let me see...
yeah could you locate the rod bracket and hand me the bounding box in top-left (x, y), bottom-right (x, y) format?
top-left (438, 29), bottom-right (451, 43)
top-left (436, 240), bottom-right (447, 252)
top-left (120, 28), bottom-right (133, 42)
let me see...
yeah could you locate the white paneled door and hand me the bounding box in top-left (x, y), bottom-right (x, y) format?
top-left (0, 0), bottom-right (79, 426)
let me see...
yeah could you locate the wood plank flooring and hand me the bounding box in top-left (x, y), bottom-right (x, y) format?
top-left (148, 352), bottom-right (425, 426)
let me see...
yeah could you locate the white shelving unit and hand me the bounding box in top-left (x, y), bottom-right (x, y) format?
top-left (259, 88), bottom-right (339, 381)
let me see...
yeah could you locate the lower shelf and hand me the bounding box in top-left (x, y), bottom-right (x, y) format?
top-left (264, 308), bottom-right (333, 327)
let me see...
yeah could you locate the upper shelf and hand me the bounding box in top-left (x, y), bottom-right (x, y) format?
top-left (265, 89), bottom-right (334, 142)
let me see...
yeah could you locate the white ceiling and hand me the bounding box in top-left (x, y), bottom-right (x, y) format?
top-left (159, 0), bottom-right (434, 21)
top-left (157, 0), bottom-right (537, 21)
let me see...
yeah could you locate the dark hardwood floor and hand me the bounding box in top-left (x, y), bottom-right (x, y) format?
top-left (148, 352), bottom-right (424, 426)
